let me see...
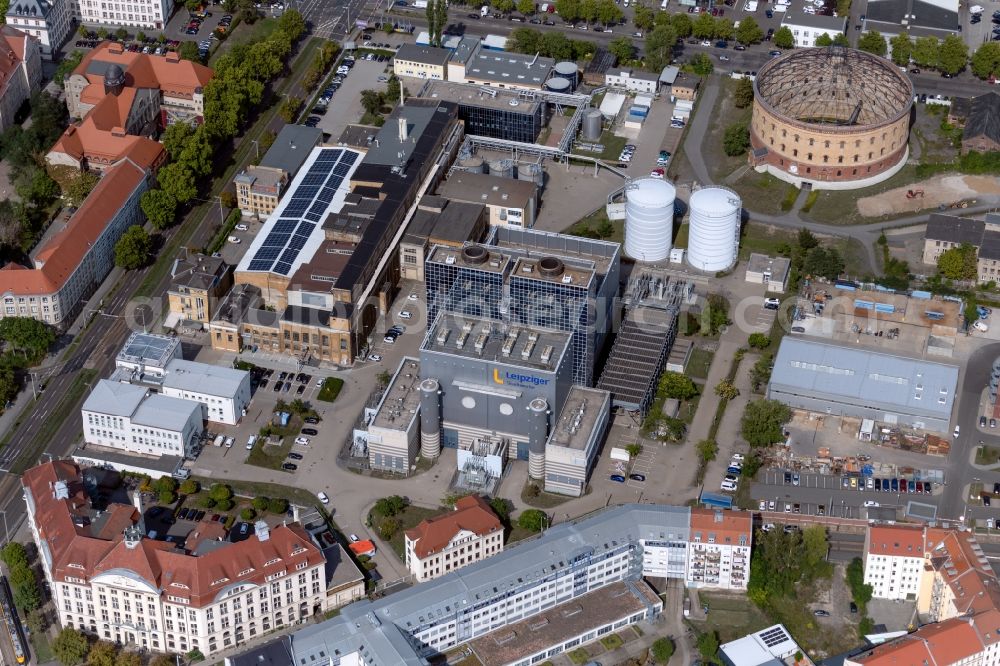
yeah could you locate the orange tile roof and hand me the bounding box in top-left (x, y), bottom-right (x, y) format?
top-left (74, 41), bottom-right (212, 101)
top-left (690, 508), bottom-right (752, 545)
top-left (868, 525), bottom-right (925, 557)
top-left (349, 540), bottom-right (376, 557)
top-left (404, 495), bottom-right (502, 559)
top-left (850, 636), bottom-right (934, 666)
top-left (0, 156), bottom-right (154, 297)
top-left (0, 26), bottom-right (28, 102)
top-left (22, 461), bottom-right (324, 609)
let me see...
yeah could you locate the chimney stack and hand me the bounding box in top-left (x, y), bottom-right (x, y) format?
top-left (398, 117), bottom-right (408, 143)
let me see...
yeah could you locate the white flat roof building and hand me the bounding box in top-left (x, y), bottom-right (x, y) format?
top-left (720, 624), bottom-right (806, 666)
top-left (160, 358), bottom-right (251, 425)
top-left (82, 380), bottom-right (203, 459)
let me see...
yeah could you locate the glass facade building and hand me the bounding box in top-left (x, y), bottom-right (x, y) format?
top-left (456, 98), bottom-right (545, 143)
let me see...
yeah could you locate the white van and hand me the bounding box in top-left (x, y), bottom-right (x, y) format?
top-left (481, 4), bottom-right (489, 15)
top-left (975, 319), bottom-right (989, 332)
top-left (246, 435), bottom-right (257, 450)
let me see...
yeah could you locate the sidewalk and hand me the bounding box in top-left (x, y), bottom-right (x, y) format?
top-left (702, 351), bottom-right (755, 483)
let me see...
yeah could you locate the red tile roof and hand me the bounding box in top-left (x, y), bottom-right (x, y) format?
top-left (22, 461), bottom-right (324, 608)
top-left (0, 157), bottom-right (153, 297)
top-left (868, 525), bottom-right (925, 557)
top-left (851, 619), bottom-right (984, 666)
top-left (0, 26), bottom-right (30, 103)
top-left (74, 41), bottom-right (212, 101)
top-left (690, 508), bottom-right (752, 546)
top-left (404, 495), bottom-right (502, 559)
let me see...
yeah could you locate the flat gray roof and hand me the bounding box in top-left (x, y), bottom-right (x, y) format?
top-left (421, 80), bottom-right (543, 113)
top-left (83, 380), bottom-right (147, 417)
top-left (781, 10), bottom-right (847, 30)
top-left (363, 104), bottom-right (440, 167)
top-left (769, 338), bottom-right (958, 418)
top-left (260, 124), bottom-right (325, 176)
top-left (438, 172), bottom-right (536, 209)
top-left (548, 386), bottom-right (610, 451)
top-left (371, 358), bottom-right (422, 431)
top-left (71, 444), bottom-right (183, 474)
top-left (422, 314), bottom-right (570, 372)
top-left (395, 43), bottom-right (453, 67)
top-left (161, 359), bottom-right (249, 399)
top-left (746, 253), bottom-right (790, 283)
top-left (450, 36), bottom-right (481, 65)
top-left (464, 46), bottom-right (555, 86)
top-left (132, 394), bottom-right (201, 431)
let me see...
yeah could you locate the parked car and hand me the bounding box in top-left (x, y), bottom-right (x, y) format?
top-left (302, 428), bottom-right (319, 436)
top-left (295, 436), bottom-right (310, 445)
top-left (288, 452), bottom-right (303, 460)
top-left (282, 463), bottom-right (298, 471)
top-left (368, 353), bottom-right (383, 362)
top-left (610, 474), bottom-right (626, 483)
top-left (317, 491), bottom-right (330, 504)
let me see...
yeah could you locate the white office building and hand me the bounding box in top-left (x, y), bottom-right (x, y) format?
top-left (403, 495), bottom-right (504, 583)
top-left (76, 0), bottom-right (174, 31)
top-left (5, 0), bottom-right (72, 60)
top-left (81, 380), bottom-right (203, 458)
top-left (780, 11), bottom-right (848, 47)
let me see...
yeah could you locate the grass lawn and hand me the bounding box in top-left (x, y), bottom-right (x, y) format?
top-left (31, 632), bottom-right (54, 663)
top-left (691, 593), bottom-right (774, 644)
top-left (703, 78), bottom-right (754, 183)
top-left (600, 633), bottom-right (624, 650)
top-left (318, 377), bottom-right (344, 402)
top-left (737, 223), bottom-right (798, 261)
top-left (12, 368), bottom-right (98, 473)
top-left (246, 413), bottom-right (302, 470)
top-left (193, 476), bottom-right (321, 509)
top-left (563, 209), bottom-right (623, 244)
top-left (673, 223), bottom-right (690, 249)
top-left (507, 525), bottom-right (540, 544)
top-left (971, 481), bottom-right (986, 505)
top-left (521, 480), bottom-right (575, 509)
top-left (572, 130), bottom-right (627, 162)
top-left (567, 647), bottom-right (591, 665)
top-left (977, 445), bottom-right (1000, 466)
top-left (804, 163), bottom-right (920, 225)
top-left (687, 347), bottom-right (714, 380)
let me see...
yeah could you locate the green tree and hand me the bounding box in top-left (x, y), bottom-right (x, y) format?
top-left (87, 640), bottom-right (118, 666)
top-left (723, 122), bottom-right (750, 156)
top-left (114, 225), bottom-right (152, 270)
top-left (63, 170), bottom-right (99, 207)
top-left (625, 442), bottom-right (642, 457)
top-left (972, 42), bottom-right (1000, 79)
top-left (697, 631), bottom-right (720, 662)
top-left (279, 95), bottom-right (303, 123)
top-left (215, 498), bottom-right (234, 511)
top-left (494, 0), bottom-right (515, 11)
top-left (645, 24), bottom-right (678, 72)
top-left (659, 371), bottom-right (698, 399)
top-left (155, 476), bottom-right (178, 494)
top-left (240, 508), bottom-right (256, 521)
top-left (198, 495), bottom-right (217, 509)
top-left (116, 651), bottom-right (143, 666)
top-left (749, 353), bottom-right (774, 392)
top-left (696, 438), bottom-right (718, 463)
top-left (633, 2), bottom-right (654, 30)
top-left (689, 52), bottom-right (714, 76)
top-left (802, 524), bottom-right (829, 571)
top-left (596, 0), bottom-right (623, 25)
top-left (890, 31), bottom-right (912, 66)
top-left (78, 24), bottom-right (89, 38)
top-left (912, 35), bottom-right (939, 68)
top-left (735, 16), bottom-right (762, 44)
top-left (748, 332), bottom-right (770, 349)
top-left (517, 509), bottom-right (547, 531)
top-left (608, 35), bottom-right (635, 61)
top-left (436, 0), bottom-right (449, 35)
top-left (555, 0), bottom-right (580, 21)
top-left (140, 189), bottom-right (177, 230)
top-left (161, 121), bottom-right (194, 160)
top-left (740, 399), bottom-right (792, 447)
top-left (379, 517), bottom-right (399, 540)
top-left (714, 379), bottom-right (739, 400)
top-left (937, 243), bottom-right (978, 280)
top-left (489, 497), bottom-right (510, 522)
top-left (426, 0), bottom-right (439, 43)
top-left (773, 26), bottom-right (794, 49)
top-left (178, 479), bottom-right (199, 495)
top-left (815, 33), bottom-right (833, 46)
top-left (178, 41), bottom-right (202, 62)
top-left (158, 161), bottom-right (197, 203)
top-left (517, 0), bottom-right (535, 13)
top-left (692, 11), bottom-right (715, 39)
top-left (360, 89), bottom-right (383, 116)
top-left (668, 11), bottom-right (692, 37)
top-left (137, 31), bottom-right (147, 42)
top-left (846, 557), bottom-right (874, 610)
top-left (797, 228), bottom-right (819, 250)
top-left (541, 31), bottom-right (575, 59)
top-left (375, 495), bottom-right (408, 517)
top-left (651, 638), bottom-right (674, 663)
top-left (802, 246), bottom-right (845, 280)
top-left (252, 496), bottom-right (269, 512)
top-left (714, 18), bottom-right (734, 40)
top-left (832, 33), bottom-right (850, 46)
top-left (115, 27), bottom-right (129, 41)
top-left (938, 34), bottom-right (968, 75)
top-left (158, 490), bottom-right (177, 505)
top-left (0, 318), bottom-right (56, 360)
top-left (53, 627), bottom-right (89, 665)
top-left (268, 497), bottom-right (288, 514)
top-left (97, 26), bottom-right (109, 39)
top-left (0, 543), bottom-right (27, 570)
top-left (703, 293), bottom-right (730, 334)
top-left (277, 8), bottom-right (306, 41)
top-left (857, 29), bottom-right (887, 56)
top-left (209, 483), bottom-right (233, 502)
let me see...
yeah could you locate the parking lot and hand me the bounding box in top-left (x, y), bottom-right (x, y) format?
top-left (314, 58), bottom-right (390, 139)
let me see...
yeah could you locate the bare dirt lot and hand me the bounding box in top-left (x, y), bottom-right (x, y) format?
top-left (857, 174), bottom-right (1000, 217)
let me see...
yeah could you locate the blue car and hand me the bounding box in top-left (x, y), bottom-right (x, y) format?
top-left (891, 478), bottom-right (899, 492)
top-left (610, 475), bottom-right (626, 483)
top-left (727, 466), bottom-right (742, 475)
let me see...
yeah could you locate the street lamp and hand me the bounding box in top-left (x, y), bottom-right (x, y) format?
top-left (0, 511), bottom-right (10, 545)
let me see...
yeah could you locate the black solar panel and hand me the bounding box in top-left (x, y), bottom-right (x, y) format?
top-left (280, 248), bottom-right (299, 264)
top-left (274, 261), bottom-right (293, 275)
top-left (283, 203), bottom-right (308, 216)
top-left (272, 220), bottom-right (298, 234)
top-left (248, 259), bottom-right (274, 271)
top-left (305, 212), bottom-right (322, 222)
top-left (297, 185), bottom-right (320, 199)
top-left (254, 247), bottom-right (283, 261)
top-left (296, 222), bottom-right (315, 235)
top-left (261, 234), bottom-right (289, 248)
top-left (288, 235), bottom-right (308, 251)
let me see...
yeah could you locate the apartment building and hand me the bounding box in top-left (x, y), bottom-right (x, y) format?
top-left (167, 250), bottom-right (233, 328)
top-left (23, 461), bottom-right (330, 659)
top-left (920, 212), bottom-right (1000, 284)
top-left (5, 0), bottom-right (71, 60)
top-left (81, 380), bottom-right (203, 458)
top-left (235, 505), bottom-right (751, 666)
top-left (780, 11), bottom-right (847, 47)
top-left (863, 524), bottom-right (925, 601)
top-left (687, 508), bottom-right (752, 590)
top-left (0, 156), bottom-right (153, 328)
top-left (76, 0), bottom-right (174, 31)
top-left (233, 124), bottom-right (323, 219)
top-left (404, 495), bottom-right (503, 582)
top-left (0, 27), bottom-right (41, 131)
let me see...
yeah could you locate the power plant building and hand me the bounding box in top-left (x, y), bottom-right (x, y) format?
top-left (420, 80), bottom-right (546, 143)
top-left (544, 386), bottom-right (611, 497)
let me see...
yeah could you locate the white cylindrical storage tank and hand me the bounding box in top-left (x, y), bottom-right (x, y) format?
top-left (545, 76), bottom-right (571, 93)
top-left (582, 108), bottom-right (603, 141)
top-left (554, 61), bottom-right (578, 87)
top-left (487, 158), bottom-right (514, 179)
top-left (517, 161), bottom-right (543, 187)
top-left (687, 187), bottom-right (741, 272)
top-left (624, 178), bottom-right (676, 263)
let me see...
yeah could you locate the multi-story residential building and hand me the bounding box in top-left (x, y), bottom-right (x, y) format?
top-left (780, 10), bottom-right (847, 47)
top-left (167, 250), bottom-right (233, 328)
top-left (863, 524), bottom-right (925, 600)
top-left (0, 155), bottom-right (154, 328)
top-left (403, 495), bottom-right (503, 582)
top-left (81, 379), bottom-right (204, 458)
top-left (235, 505), bottom-right (751, 666)
top-left (76, 0), bottom-right (174, 32)
top-left (0, 26), bottom-right (41, 131)
top-left (23, 460), bottom-right (332, 659)
top-left (111, 332), bottom-right (252, 426)
top-left (920, 212), bottom-right (1000, 284)
top-left (438, 172), bottom-right (538, 228)
top-left (5, 0), bottom-right (71, 60)
top-left (687, 508), bottom-right (752, 590)
top-left (233, 124), bottom-right (323, 219)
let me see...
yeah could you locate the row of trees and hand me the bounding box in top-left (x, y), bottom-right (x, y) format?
top-left (508, 27), bottom-right (597, 61)
top-left (551, 0), bottom-right (623, 25)
top-left (851, 29), bottom-right (969, 76)
top-left (425, 0), bottom-right (449, 46)
top-left (53, 627), bottom-right (179, 666)
top-left (302, 41), bottom-right (342, 93)
top-left (0, 543), bottom-right (40, 614)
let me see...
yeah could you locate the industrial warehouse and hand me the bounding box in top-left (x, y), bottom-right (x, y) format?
top-left (767, 337), bottom-right (959, 434)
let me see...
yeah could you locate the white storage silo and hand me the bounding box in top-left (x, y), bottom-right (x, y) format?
top-left (624, 178), bottom-right (676, 263)
top-left (687, 187), bottom-right (741, 272)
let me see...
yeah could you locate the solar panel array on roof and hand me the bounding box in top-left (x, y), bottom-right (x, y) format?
top-left (759, 626), bottom-right (790, 648)
top-left (245, 148), bottom-right (359, 274)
